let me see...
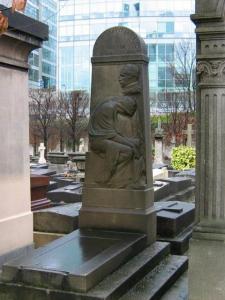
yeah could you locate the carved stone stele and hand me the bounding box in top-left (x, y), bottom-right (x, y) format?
top-left (79, 27), bottom-right (156, 245)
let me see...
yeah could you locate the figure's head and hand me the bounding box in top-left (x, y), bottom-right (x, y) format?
top-left (119, 64), bottom-right (139, 88)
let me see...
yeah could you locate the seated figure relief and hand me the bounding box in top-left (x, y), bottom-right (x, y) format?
top-left (89, 64), bottom-right (145, 188)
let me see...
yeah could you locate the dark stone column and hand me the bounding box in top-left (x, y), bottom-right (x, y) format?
top-left (191, 0), bottom-right (225, 239)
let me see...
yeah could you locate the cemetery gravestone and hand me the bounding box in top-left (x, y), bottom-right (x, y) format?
top-left (80, 27), bottom-right (156, 244)
top-left (0, 26), bottom-right (188, 299)
top-left (38, 142), bottom-right (46, 164)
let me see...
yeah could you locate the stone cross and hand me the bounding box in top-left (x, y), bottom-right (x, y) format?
top-left (182, 124), bottom-right (195, 147)
top-left (38, 142), bottom-right (46, 164)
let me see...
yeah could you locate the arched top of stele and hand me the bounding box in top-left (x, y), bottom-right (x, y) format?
top-left (93, 26), bottom-right (147, 57)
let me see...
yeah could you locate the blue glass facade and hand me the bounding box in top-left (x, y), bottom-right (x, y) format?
top-left (58, 0), bottom-right (195, 109)
top-left (25, 0), bottom-right (57, 88)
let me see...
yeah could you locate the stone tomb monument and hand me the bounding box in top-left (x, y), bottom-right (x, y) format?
top-left (0, 27), bottom-right (188, 299)
top-left (80, 27), bottom-right (156, 244)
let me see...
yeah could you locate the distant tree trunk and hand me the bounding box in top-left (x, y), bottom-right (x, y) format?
top-left (60, 136), bottom-right (64, 152)
top-left (43, 129), bottom-right (48, 158)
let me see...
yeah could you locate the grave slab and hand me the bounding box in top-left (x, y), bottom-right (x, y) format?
top-left (34, 203), bottom-right (81, 233)
top-left (158, 177), bottom-right (192, 194)
top-left (31, 169), bottom-right (56, 177)
top-left (47, 183), bottom-right (82, 203)
top-left (154, 181), bottom-right (170, 201)
top-left (155, 201), bottom-right (195, 255)
top-left (51, 176), bottom-right (77, 187)
top-left (158, 226), bottom-right (193, 255)
top-left (155, 201), bottom-right (195, 238)
top-left (2, 230), bottom-right (147, 293)
top-left (0, 242), bottom-right (188, 300)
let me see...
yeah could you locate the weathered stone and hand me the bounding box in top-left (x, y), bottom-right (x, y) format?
top-left (154, 181), bottom-right (171, 201)
top-left (155, 201), bottom-right (195, 238)
top-left (30, 164), bottom-right (48, 170)
top-left (79, 26), bottom-right (156, 245)
top-left (31, 169), bottom-right (56, 177)
top-left (155, 201), bottom-right (195, 255)
top-left (158, 177), bottom-right (192, 194)
top-left (154, 119), bottom-right (164, 165)
top-left (51, 175), bottom-right (77, 187)
top-left (158, 226), bottom-right (193, 255)
top-left (34, 203), bottom-right (81, 233)
top-left (153, 163), bottom-right (168, 169)
top-left (191, 0), bottom-right (225, 239)
top-left (47, 181), bottom-right (58, 191)
top-left (0, 4), bottom-right (48, 266)
top-left (0, 242), bottom-right (188, 300)
top-left (2, 230), bottom-right (146, 293)
top-left (47, 153), bottom-right (69, 164)
top-left (47, 184), bottom-right (82, 203)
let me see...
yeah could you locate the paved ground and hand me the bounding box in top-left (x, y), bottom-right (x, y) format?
top-left (189, 238), bottom-right (225, 300)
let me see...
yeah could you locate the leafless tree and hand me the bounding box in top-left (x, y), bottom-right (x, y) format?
top-left (55, 91), bottom-right (67, 152)
top-left (156, 40), bottom-right (196, 145)
top-left (170, 40), bottom-right (196, 113)
top-left (29, 88), bottom-right (57, 156)
top-left (62, 90), bottom-right (89, 152)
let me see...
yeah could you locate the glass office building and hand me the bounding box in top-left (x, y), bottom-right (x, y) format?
top-left (58, 0), bottom-right (195, 110)
top-left (25, 0), bottom-right (57, 88)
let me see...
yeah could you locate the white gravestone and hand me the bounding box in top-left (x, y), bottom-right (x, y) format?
top-left (38, 143), bottom-right (46, 164)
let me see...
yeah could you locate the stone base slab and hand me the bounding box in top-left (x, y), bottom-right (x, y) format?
top-left (2, 229), bottom-right (146, 293)
top-left (33, 232), bottom-right (64, 248)
top-left (0, 242), bottom-right (189, 300)
top-left (34, 203), bottom-right (81, 233)
top-left (0, 212), bottom-right (33, 263)
top-left (83, 186), bottom-right (154, 209)
top-left (193, 220), bottom-right (225, 241)
top-left (156, 201), bottom-right (195, 238)
top-left (0, 244), bottom-right (33, 269)
top-left (158, 226), bottom-right (193, 255)
top-left (79, 206), bottom-right (156, 245)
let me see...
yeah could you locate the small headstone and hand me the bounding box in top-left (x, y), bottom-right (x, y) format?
top-left (38, 142), bottom-right (46, 164)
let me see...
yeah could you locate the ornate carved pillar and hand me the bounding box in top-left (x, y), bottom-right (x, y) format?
top-left (191, 0), bottom-right (225, 239)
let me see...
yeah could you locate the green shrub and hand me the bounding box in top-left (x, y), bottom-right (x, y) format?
top-left (171, 146), bottom-right (196, 170)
